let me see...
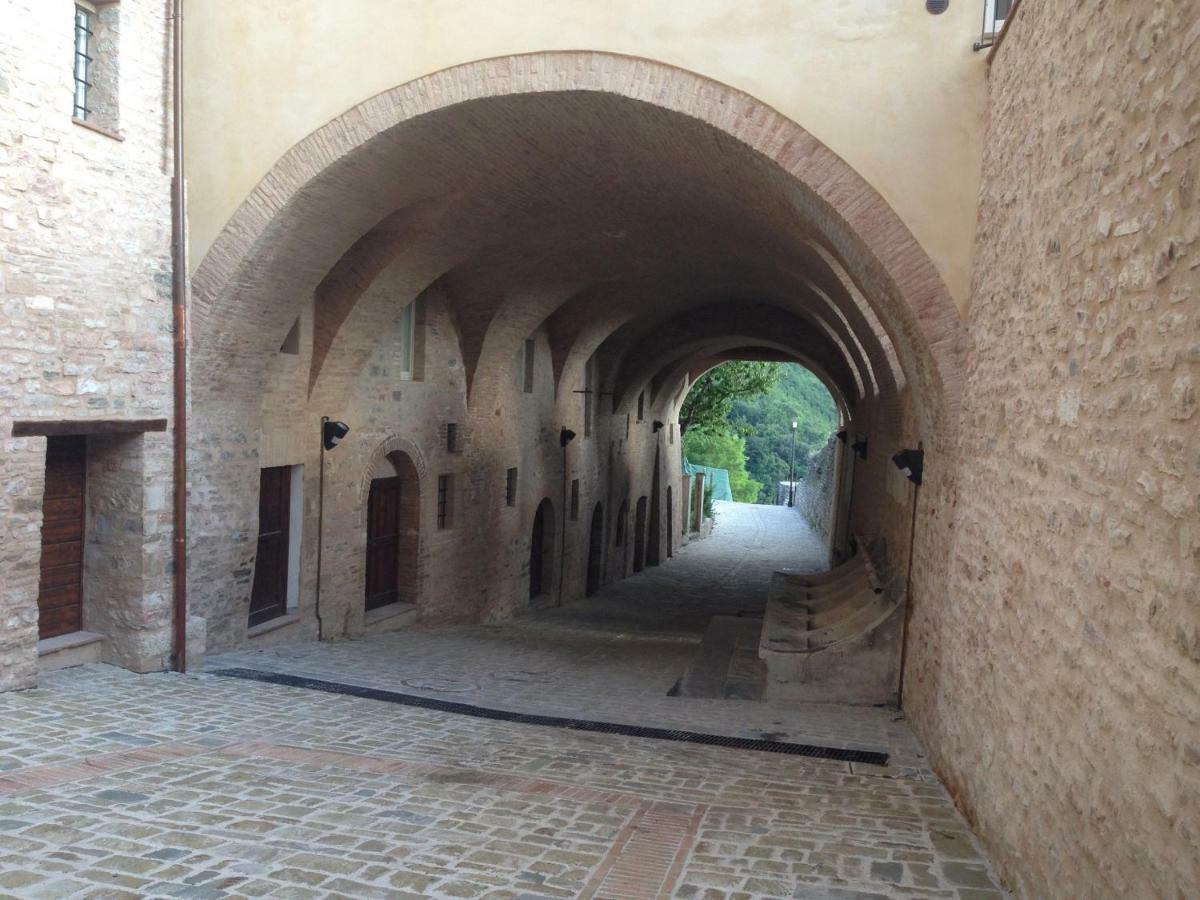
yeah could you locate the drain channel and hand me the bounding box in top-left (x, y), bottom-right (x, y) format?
top-left (211, 667), bottom-right (889, 765)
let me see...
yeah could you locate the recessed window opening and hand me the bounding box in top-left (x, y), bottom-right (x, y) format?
top-left (398, 302), bottom-right (416, 379)
top-left (637, 392), bottom-right (645, 422)
top-left (522, 339), bottom-right (536, 394)
top-left (505, 467), bottom-right (518, 506)
top-left (446, 423), bottom-right (459, 453)
top-left (570, 479), bottom-right (580, 521)
top-left (72, 6), bottom-right (92, 120)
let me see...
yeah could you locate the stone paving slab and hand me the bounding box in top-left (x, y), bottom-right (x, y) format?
top-left (0, 504), bottom-right (1007, 897)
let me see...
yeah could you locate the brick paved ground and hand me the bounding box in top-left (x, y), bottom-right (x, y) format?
top-left (0, 503), bottom-right (1007, 898)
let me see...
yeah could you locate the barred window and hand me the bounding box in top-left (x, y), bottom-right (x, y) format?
top-left (446, 422), bottom-right (459, 453)
top-left (437, 474), bottom-right (453, 529)
top-left (72, 6), bottom-right (92, 119)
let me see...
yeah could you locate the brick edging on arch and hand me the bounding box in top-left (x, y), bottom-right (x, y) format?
top-left (191, 50), bottom-right (967, 426)
top-left (356, 435), bottom-right (428, 529)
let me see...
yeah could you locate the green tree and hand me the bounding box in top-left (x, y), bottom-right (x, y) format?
top-left (679, 362), bottom-right (780, 435)
top-left (682, 428), bottom-right (763, 503)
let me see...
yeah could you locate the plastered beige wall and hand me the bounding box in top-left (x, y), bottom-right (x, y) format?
top-left (184, 0), bottom-right (987, 309)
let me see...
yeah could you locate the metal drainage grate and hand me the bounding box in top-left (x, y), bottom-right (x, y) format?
top-left (211, 668), bottom-right (889, 766)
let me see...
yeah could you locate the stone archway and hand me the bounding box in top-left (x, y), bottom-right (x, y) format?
top-left (529, 498), bottom-right (556, 604)
top-left (186, 50), bottom-right (968, 645)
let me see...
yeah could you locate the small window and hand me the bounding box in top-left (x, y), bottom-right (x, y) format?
top-left (583, 356), bottom-right (595, 437)
top-left (399, 302), bottom-right (416, 379)
top-left (505, 467), bottom-right (518, 507)
top-left (637, 392), bottom-right (644, 422)
top-left (72, 2), bottom-right (119, 134)
top-left (446, 423), bottom-right (459, 453)
top-left (72, 7), bottom-right (92, 120)
top-left (669, 423), bottom-right (675, 445)
top-left (615, 503), bottom-right (627, 547)
top-left (983, 0), bottom-right (1011, 36)
top-left (625, 414), bottom-right (631, 439)
top-left (522, 339), bottom-right (535, 394)
top-left (437, 474), bottom-right (453, 529)
top-left (570, 479), bottom-right (580, 521)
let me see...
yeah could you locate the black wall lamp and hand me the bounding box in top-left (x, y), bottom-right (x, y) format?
top-left (851, 437), bottom-right (868, 460)
top-left (652, 420), bottom-right (665, 433)
top-left (560, 427), bottom-right (577, 447)
top-left (322, 419), bottom-right (350, 450)
top-left (892, 448), bottom-right (924, 485)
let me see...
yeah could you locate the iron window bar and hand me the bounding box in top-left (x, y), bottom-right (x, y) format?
top-left (973, 0), bottom-right (1013, 52)
top-left (73, 6), bottom-right (93, 118)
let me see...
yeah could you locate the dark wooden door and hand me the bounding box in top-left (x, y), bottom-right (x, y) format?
top-left (38, 436), bottom-right (86, 639)
top-left (529, 502), bottom-right (546, 599)
top-left (249, 466), bottom-right (291, 627)
top-left (586, 503), bottom-right (604, 596)
top-left (633, 496), bottom-right (648, 572)
top-left (365, 476), bottom-right (401, 611)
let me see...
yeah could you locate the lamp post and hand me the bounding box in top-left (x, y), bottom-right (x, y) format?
top-left (788, 419), bottom-right (798, 506)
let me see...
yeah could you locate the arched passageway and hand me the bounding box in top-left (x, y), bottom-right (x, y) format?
top-left (529, 498), bottom-right (555, 603)
top-left (586, 503), bottom-right (604, 596)
top-left (186, 50), bottom-right (965, 658)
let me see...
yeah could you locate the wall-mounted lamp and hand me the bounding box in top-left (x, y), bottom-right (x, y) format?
top-left (851, 437), bottom-right (868, 460)
top-left (892, 448), bottom-right (924, 485)
top-left (652, 420), bottom-right (665, 433)
top-left (836, 429), bottom-right (848, 443)
top-left (322, 419), bottom-right (350, 451)
top-left (560, 427), bottom-right (577, 447)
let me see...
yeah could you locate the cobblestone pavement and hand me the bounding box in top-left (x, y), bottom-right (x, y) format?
top-left (0, 503), bottom-right (1008, 898)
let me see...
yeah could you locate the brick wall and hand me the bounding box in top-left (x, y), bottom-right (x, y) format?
top-left (905, 3), bottom-right (1200, 896)
top-left (0, 0), bottom-right (173, 689)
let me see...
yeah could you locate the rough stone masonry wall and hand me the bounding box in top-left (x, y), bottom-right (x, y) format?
top-left (906, 3), bottom-right (1200, 897)
top-left (796, 435), bottom-right (837, 545)
top-left (0, 0), bottom-right (174, 689)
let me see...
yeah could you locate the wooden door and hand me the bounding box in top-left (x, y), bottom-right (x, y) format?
top-left (365, 476), bottom-right (401, 611)
top-left (586, 503), bottom-right (604, 596)
top-left (38, 436), bottom-right (86, 639)
top-left (633, 496), bottom-right (648, 572)
top-left (249, 466), bottom-right (291, 627)
top-left (529, 501), bottom-right (546, 599)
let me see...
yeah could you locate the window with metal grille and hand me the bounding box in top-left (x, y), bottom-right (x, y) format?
top-left (71, 2), bottom-right (120, 133)
top-left (72, 6), bottom-right (92, 119)
top-left (437, 474), bottom-right (453, 529)
top-left (446, 423), bottom-right (458, 453)
top-left (505, 467), bottom-right (518, 506)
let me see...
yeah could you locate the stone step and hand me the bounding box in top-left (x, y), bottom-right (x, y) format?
top-left (673, 616), bottom-right (766, 700)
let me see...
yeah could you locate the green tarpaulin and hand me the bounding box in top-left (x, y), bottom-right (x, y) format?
top-left (682, 457), bottom-right (733, 502)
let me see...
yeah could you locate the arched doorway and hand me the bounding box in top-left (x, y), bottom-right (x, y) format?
top-left (365, 452), bottom-right (420, 611)
top-left (633, 496), bottom-right (648, 573)
top-left (529, 498), bottom-right (555, 602)
top-left (586, 502), bottom-right (604, 596)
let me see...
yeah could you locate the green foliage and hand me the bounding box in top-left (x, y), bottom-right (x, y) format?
top-left (679, 361), bottom-right (780, 435)
top-left (682, 428), bottom-right (763, 503)
top-left (703, 481), bottom-right (715, 519)
top-left (732, 364), bottom-right (839, 502)
top-left (679, 361), bottom-right (837, 505)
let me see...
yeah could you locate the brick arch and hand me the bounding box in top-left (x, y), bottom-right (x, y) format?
top-left (356, 435), bottom-right (428, 530)
top-left (191, 51), bottom-right (966, 438)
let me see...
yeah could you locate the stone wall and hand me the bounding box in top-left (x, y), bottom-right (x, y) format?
top-left (0, 0), bottom-right (174, 690)
top-left (906, 3), bottom-right (1200, 896)
top-left (796, 435), bottom-right (838, 545)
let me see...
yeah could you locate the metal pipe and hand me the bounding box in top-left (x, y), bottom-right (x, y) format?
top-left (170, 0), bottom-right (188, 673)
top-left (896, 478), bottom-right (922, 709)
top-left (314, 417), bottom-right (328, 639)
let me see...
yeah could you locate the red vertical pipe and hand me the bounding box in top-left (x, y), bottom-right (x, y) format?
top-left (170, 0), bottom-right (188, 672)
